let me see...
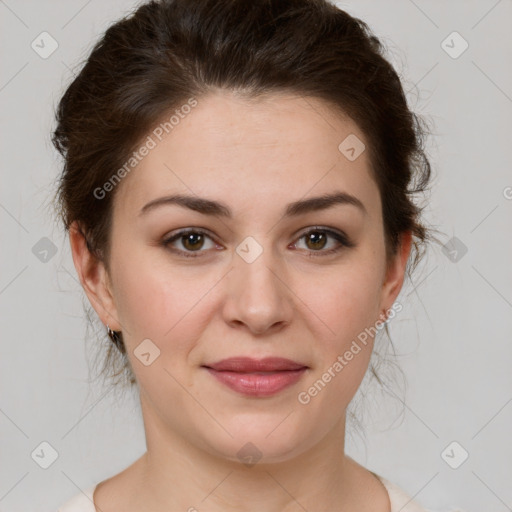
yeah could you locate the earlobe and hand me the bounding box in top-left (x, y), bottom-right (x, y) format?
top-left (379, 230), bottom-right (413, 314)
top-left (68, 221), bottom-right (121, 331)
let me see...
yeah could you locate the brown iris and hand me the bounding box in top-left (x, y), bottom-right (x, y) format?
top-left (181, 232), bottom-right (205, 251)
top-left (305, 231), bottom-right (328, 251)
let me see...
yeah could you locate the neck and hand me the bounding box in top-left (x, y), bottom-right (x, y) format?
top-left (135, 393), bottom-right (364, 512)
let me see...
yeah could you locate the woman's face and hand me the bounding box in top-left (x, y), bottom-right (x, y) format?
top-left (75, 91), bottom-right (410, 463)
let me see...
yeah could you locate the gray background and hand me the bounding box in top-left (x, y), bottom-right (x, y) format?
top-left (1, 1), bottom-right (511, 511)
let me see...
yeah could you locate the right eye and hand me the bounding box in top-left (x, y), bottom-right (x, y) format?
top-left (161, 228), bottom-right (221, 258)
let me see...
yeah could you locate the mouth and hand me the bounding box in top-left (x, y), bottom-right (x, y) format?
top-left (203, 356), bottom-right (308, 372)
top-left (201, 357), bottom-right (308, 397)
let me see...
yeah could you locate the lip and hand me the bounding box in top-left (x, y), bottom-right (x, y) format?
top-left (204, 357), bottom-right (307, 372)
top-left (202, 357), bottom-right (308, 397)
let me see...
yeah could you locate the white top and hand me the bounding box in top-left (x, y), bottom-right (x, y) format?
top-left (57, 473), bottom-right (463, 511)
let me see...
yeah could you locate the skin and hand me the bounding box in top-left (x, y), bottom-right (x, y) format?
top-left (70, 90), bottom-right (412, 512)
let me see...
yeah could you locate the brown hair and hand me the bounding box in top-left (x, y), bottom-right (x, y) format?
top-left (51, 0), bottom-right (441, 390)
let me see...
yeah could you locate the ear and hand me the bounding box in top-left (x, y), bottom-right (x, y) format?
top-left (378, 230), bottom-right (413, 316)
top-left (68, 221), bottom-right (122, 331)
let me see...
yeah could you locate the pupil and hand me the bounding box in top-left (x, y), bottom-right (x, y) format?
top-left (184, 233), bottom-right (203, 250)
top-left (308, 232), bottom-right (326, 250)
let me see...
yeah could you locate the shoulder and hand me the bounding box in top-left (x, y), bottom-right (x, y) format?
top-left (375, 474), bottom-right (428, 512)
top-left (57, 485), bottom-right (97, 512)
top-left (374, 474), bottom-right (466, 512)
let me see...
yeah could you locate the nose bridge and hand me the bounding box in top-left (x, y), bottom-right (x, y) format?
top-left (223, 235), bottom-right (293, 333)
top-left (233, 235), bottom-right (282, 297)
top-left (238, 241), bottom-right (276, 285)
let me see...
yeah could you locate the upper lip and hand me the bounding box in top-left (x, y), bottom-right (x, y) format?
top-left (203, 357), bottom-right (308, 372)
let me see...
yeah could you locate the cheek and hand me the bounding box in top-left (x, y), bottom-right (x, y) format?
top-left (296, 269), bottom-right (382, 417)
top-left (111, 260), bottom-right (171, 339)
top-left (110, 248), bottom-right (218, 357)
top-left (302, 261), bottom-right (383, 350)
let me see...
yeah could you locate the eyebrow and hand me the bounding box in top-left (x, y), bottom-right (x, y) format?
top-left (138, 191), bottom-right (367, 218)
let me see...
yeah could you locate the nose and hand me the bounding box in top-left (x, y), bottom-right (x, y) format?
top-left (222, 244), bottom-right (294, 336)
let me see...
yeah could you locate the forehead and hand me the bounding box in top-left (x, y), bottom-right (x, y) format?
top-left (114, 90), bottom-right (380, 221)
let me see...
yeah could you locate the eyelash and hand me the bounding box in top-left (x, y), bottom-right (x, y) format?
top-left (161, 227), bottom-right (355, 259)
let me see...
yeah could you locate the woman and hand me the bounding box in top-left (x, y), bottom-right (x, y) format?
top-left (54, 0), bottom-right (441, 510)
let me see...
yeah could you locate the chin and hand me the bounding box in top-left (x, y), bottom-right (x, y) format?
top-left (198, 418), bottom-right (314, 467)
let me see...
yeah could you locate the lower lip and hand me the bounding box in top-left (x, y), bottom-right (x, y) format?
top-left (204, 367), bottom-right (307, 397)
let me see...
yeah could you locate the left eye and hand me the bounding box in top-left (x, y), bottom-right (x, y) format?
top-left (291, 228), bottom-right (354, 256)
